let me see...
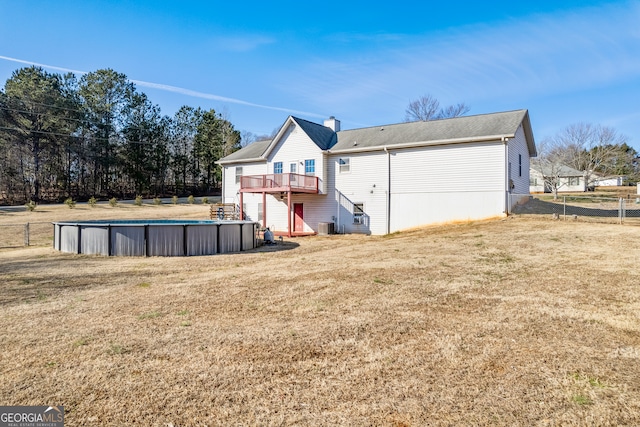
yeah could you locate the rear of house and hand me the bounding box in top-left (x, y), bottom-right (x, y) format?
top-left (218, 110), bottom-right (536, 236)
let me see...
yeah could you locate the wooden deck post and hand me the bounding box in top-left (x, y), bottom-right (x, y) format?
top-left (262, 191), bottom-right (266, 228)
top-left (287, 191), bottom-right (292, 237)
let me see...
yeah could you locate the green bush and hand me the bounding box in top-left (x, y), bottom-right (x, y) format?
top-left (109, 197), bottom-right (118, 207)
top-left (171, 195), bottom-right (178, 205)
top-left (88, 196), bottom-right (97, 207)
top-left (187, 195), bottom-right (195, 204)
top-left (134, 195), bottom-right (143, 206)
top-left (153, 197), bottom-right (162, 205)
top-left (64, 197), bottom-right (76, 209)
top-left (25, 200), bottom-right (36, 211)
top-left (202, 197), bottom-right (209, 204)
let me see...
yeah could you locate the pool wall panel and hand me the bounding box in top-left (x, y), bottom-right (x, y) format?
top-left (81, 226), bottom-right (109, 255)
top-left (111, 226), bottom-right (145, 256)
top-left (186, 225), bottom-right (217, 256)
top-left (148, 225), bottom-right (184, 256)
top-left (53, 220), bottom-right (257, 257)
top-left (219, 223), bottom-right (241, 253)
top-left (60, 225), bottom-right (78, 253)
top-left (242, 223), bottom-right (256, 251)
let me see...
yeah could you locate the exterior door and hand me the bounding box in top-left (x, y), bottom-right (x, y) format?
top-left (293, 203), bottom-right (304, 232)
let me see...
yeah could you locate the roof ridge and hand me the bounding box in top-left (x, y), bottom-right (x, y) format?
top-left (338, 109), bottom-right (527, 133)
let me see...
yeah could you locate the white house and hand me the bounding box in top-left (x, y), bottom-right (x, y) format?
top-left (592, 174), bottom-right (625, 187)
top-left (218, 110), bottom-right (536, 236)
top-left (529, 162), bottom-right (586, 193)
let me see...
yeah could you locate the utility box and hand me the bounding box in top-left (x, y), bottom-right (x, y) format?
top-left (318, 222), bottom-right (335, 235)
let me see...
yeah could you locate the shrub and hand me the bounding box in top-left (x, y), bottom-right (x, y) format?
top-left (109, 197), bottom-right (117, 207)
top-left (187, 195), bottom-right (195, 204)
top-left (88, 196), bottom-right (97, 207)
top-left (202, 197), bottom-right (209, 204)
top-left (153, 197), bottom-right (162, 205)
top-left (134, 195), bottom-right (143, 206)
top-left (171, 195), bottom-right (178, 205)
top-left (64, 197), bottom-right (76, 209)
top-left (25, 200), bottom-right (36, 211)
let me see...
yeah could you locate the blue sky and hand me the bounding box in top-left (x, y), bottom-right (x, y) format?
top-left (1, 1), bottom-right (639, 149)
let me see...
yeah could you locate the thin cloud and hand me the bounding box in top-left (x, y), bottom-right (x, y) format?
top-left (285, 2), bottom-right (640, 111)
top-left (0, 55), bottom-right (324, 118)
top-left (212, 34), bottom-right (276, 52)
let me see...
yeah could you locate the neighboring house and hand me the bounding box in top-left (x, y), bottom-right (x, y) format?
top-left (529, 162), bottom-right (586, 193)
top-left (592, 174), bottom-right (625, 187)
top-left (218, 109), bottom-right (536, 236)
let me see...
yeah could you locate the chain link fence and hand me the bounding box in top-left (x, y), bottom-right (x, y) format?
top-left (510, 193), bottom-right (640, 225)
top-left (0, 222), bottom-right (53, 248)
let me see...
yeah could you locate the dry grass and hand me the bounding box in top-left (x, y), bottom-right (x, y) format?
top-left (1, 205), bottom-right (639, 426)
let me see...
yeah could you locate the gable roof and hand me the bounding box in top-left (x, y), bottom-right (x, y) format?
top-left (218, 116), bottom-right (335, 165)
top-left (330, 109), bottom-right (536, 155)
top-left (218, 109), bottom-right (536, 165)
top-left (292, 116), bottom-right (336, 150)
top-left (217, 138), bottom-right (271, 163)
top-left (531, 160), bottom-right (584, 177)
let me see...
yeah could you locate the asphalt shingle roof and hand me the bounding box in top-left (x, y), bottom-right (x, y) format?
top-left (218, 109), bottom-right (535, 164)
top-left (332, 110), bottom-right (530, 151)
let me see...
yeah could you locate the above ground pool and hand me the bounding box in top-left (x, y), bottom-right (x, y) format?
top-left (53, 219), bottom-right (258, 256)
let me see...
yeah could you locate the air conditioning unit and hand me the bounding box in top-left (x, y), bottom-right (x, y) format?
top-left (353, 216), bottom-right (363, 225)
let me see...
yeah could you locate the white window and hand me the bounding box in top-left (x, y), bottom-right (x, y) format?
top-left (235, 167), bottom-right (243, 184)
top-left (569, 177), bottom-right (580, 186)
top-left (305, 159), bottom-right (315, 175)
top-left (339, 158), bottom-right (350, 173)
top-left (353, 203), bottom-right (364, 224)
top-left (290, 162), bottom-right (297, 173)
top-left (518, 154), bottom-right (522, 177)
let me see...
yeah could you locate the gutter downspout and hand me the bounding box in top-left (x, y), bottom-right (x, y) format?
top-left (384, 146), bottom-right (391, 234)
top-left (503, 137), bottom-right (509, 215)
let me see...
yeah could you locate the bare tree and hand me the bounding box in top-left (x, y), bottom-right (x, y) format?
top-left (404, 94), bottom-right (470, 122)
top-left (550, 123), bottom-right (626, 188)
top-left (240, 130), bottom-right (256, 147)
top-left (531, 138), bottom-right (573, 200)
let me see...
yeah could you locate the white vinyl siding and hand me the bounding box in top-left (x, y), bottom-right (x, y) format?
top-left (508, 126), bottom-right (531, 195)
top-left (268, 123), bottom-right (326, 193)
top-left (330, 152), bottom-right (388, 235)
top-left (389, 141), bottom-right (506, 232)
top-left (222, 162), bottom-right (267, 204)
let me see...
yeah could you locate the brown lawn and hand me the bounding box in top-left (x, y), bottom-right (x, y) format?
top-left (1, 204), bottom-right (639, 426)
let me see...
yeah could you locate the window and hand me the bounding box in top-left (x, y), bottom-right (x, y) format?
top-left (518, 154), bottom-right (522, 177)
top-left (289, 162), bottom-right (297, 173)
top-left (258, 202), bottom-right (263, 222)
top-left (305, 159), bottom-right (315, 175)
top-left (274, 162), bottom-right (283, 174)
top-left (569, 177), bottom-right (580, 186)
top-left (530, 177), bottom-right (538, 186)
top-left (235, 167), bottom-right (243, 184)
top-left (353, 203), bottom-right (364, 225)
top-left (339, 158), bottom-right (350, 173)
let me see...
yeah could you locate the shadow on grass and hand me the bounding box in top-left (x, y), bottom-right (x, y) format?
top-left (250, 240), bottom-right (300, 253)
top-left (513, 198), bottom-right (638, 218)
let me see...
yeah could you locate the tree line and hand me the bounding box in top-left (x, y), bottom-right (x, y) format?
top-left (0, 66), bottom-right (241, 205)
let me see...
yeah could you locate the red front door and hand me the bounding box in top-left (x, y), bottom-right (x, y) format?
top-left (293, 203), bottom-right (304, 232)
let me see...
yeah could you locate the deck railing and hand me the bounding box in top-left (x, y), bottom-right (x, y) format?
top-left (240, 173), bottom-right (318, 193)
